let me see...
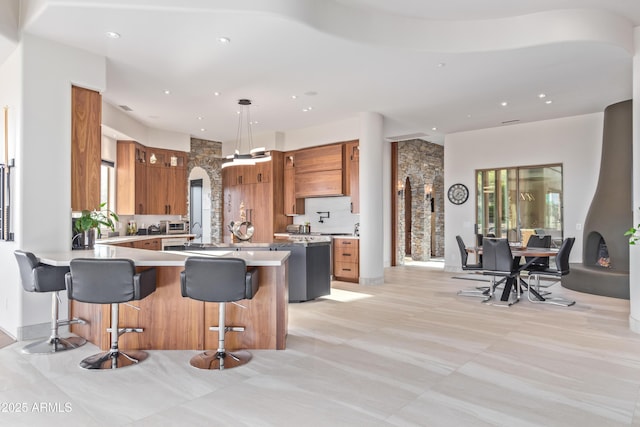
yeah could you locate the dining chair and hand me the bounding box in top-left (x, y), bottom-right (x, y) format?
top-left (481, 238), bottom-right (522, 306)
top-left (524, 234), bottom-right (552, 272)
top-left (455, 235), bottom-right (490, 298)
top-left (526, 237), bottom-right (576, 307)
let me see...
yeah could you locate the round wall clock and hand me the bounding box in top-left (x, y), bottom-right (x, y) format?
top-left (448, 183), bottom-right (469, 205)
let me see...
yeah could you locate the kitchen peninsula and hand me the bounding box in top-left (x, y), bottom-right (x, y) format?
top-left (35, 245), bottom-right (289, 351)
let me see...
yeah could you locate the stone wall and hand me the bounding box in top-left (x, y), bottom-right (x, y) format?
top-left (188, 138), bottom-right (223, 243)
top-left (397, 140), bottom-right (444, 262)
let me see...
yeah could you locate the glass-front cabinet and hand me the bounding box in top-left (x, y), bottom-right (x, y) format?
top-left (476, 164), bottom-right (563, 246)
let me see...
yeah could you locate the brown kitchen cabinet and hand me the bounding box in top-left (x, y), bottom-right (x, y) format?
top-left (221, 151), bottom-right (288, 243)
top-left (283, 152), bottom-right (305, 215)
top-left (116, 141), bottom-right (187, 215)
top-left (293, 144), bottom-right (343, 174)
top-left (344, 140), bottom-right (360, 213)
top-left (291, 143), bottom-right (345, 198)
top-left (333, 237), bottom-right (359, 282)
top-left (117, 141), bottom-right (148, 215)
top-left (71, 85), bottom-right (102, 211)
top-left (295, 169), bottom-right (343, 198)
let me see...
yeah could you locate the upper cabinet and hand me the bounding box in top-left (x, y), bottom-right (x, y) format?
top-left (292, 144), bottom-right (344, 198)
top-left (116, 141), bottom-right (147, 215)
top-left (344, 140), bottom-right (360, 213)
top-left (283, 153), bottom-right (305, 215)
top-left (71, 86), bottom-right (102, 211)
top-left (116, 142), bottom-right (188, 215)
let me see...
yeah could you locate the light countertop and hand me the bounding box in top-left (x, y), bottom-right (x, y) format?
top-left (36, 244), bottom-right (290, 268)
top-left (96, 234), bottom-right (195, 244)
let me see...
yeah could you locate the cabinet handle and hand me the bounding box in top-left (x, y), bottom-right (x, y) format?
top-left (350, 202), bottom-right (353, 213)
top-left (343, 253), bottom-right (351, 257)
top-left (344, 268), bottom-right (351, 271)
top-left (257, 173), bottom-right (262, 182)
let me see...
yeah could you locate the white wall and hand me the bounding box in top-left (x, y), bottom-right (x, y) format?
top-left (0, 40), bottom-right (21, 337)
top-left (443, 112), bottom-right (604, 271)
top-left (1, 34), bottom-right (107, 338)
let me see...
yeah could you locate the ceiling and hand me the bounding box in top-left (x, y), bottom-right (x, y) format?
top-left (3, 0), bottom-right (640, 144)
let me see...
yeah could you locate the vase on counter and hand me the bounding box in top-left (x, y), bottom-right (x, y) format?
top-left (72, 229), bottom-right (96, 250)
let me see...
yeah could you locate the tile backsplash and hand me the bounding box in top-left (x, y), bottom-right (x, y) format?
top-left (293, 196), bottom-right (359, 234)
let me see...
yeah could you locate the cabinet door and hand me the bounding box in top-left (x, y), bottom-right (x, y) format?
top-left (167, 166), bottom-right (187, 215)
top-left (295, 169), bottom-right (343, 198)
top-left (345, 141), bottom-right (360, 213)
top-left (333, 238), bottom-right (359, 282)
top-left (284, 166), bottom-right (305, 215)
top-left (71, 86), bottom-right (101, 211)
top-left (147, 166), bottom-right (169, 214)
top-left (294, 145), bottom-right (343, 174)
top-left (134, 161), bottom-right (147, 214)
top-left (255, 161), bottom-right (271, 183)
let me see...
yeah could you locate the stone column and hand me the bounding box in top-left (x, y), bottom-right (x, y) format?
top-left (630, 27), bottom-right (640, 332)
top-left (359, 112), bottom-right (384, 285)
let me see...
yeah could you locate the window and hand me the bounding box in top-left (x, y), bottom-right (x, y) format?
top-left (100, 160), bottom-right (115, 213)
top-left (476, 164), bottom-right (563, 246)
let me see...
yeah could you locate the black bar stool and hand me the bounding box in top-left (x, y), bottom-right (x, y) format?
top-left (180, 257), bottom-right (259, 370)
top-left (14, 250), bottom-right (86, 354)
top-left (65, 258), bottom-right (156, 369)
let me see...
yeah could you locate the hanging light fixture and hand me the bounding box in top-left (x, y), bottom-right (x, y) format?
top-left (222, 99), bottom-right (271, 168)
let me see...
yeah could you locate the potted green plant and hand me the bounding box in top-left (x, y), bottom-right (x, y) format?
top-left (625, 210), bottom-right (640, 245)
top-left (73, 202), bottom-right (119, 249)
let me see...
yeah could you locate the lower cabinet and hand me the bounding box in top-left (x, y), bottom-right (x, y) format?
top-left (111, 238), bottom-right (162, 251)
top-left (333, 237), bottom-right (359, 282)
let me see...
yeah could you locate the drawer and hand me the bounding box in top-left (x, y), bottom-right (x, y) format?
top-left (334, 262), bottom-right (359, 280)
top-left (334, 246), bottom-right (359, 262)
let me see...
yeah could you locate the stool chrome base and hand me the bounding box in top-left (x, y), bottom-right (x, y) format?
top-left (80, 349), bottom-right (149, 370)
top-left (190, 350), bottom-right (251, 370)
top-left (22, 336), bottom-right (87, 354)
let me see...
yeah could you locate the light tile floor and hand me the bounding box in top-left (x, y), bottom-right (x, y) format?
top-left (1, 264), bottom-right (639, 426)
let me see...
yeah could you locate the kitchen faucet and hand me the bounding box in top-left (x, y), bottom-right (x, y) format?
top-left (317, 211), bottom-right (330, 223)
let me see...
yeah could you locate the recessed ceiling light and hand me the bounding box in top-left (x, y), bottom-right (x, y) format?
top-left (197, 116), bottom-right (203, 120)
top-left (437, 62), bottom-right (446, 68)
top-left (213, 92), bottom-right (220, 96)
top-left (467, 114), bottom-right (472, 118)
top-left (200, 128), bottom-right (206, 132)
top-left (105, 31), bottom-right (120, 39)
top-left (291, 95), bottom-right (297, 99)
top-left (545, 100), bottom-right (553, 104)
top-left (538, 93), bottom-right (547, 99)
top-left (432, 127), bottom-right (437, 131)
top-left (163, 90), bottom-right (171, 95)
top-left (500, 101), bottom-right (508, 107)
top-left (302, 108), bottom-right (309, 112)
top-left (217, 37), bottom-right (231, 44)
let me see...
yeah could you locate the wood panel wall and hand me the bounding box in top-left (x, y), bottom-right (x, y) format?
top-left (71, 86), bottom-right (101, 211)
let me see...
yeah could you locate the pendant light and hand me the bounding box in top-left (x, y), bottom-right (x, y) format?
top-left (222, 99), bottom-right (270, 168)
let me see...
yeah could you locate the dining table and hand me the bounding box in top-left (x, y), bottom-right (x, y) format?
top-left (466, 245), bottom-right (559, 302)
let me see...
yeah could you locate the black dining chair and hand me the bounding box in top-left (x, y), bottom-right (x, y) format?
top-left (524, 234), bottom-right (552, 271)
top-left (455, 235), bottom-right (490, 298)
top-left (481, 238), bottom-right (521, 305)
top-left (526, 237), bottom-right (576, 307)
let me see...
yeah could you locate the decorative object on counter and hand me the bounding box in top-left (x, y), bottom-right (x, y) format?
top-left (126, 220), bottom-right (137, 236)
top-left (72, 202), bottom-right (119, 249)
top-left (221, 99), bottom-right (271, 168)
top-left (354, 222), bottom-right (360, 237)
top-left (229, 220), bottom-right (255, 241)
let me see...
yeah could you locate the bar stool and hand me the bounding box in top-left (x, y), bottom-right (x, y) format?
top-left (65, 258), bottom-right (156, 369)
top-left (14, 250), bottom-right (86, 354)
top-left (180, 257), bottom-right (259, 370)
